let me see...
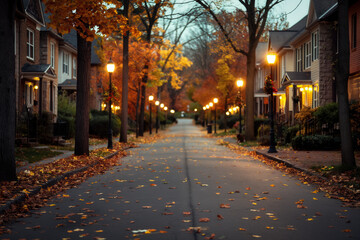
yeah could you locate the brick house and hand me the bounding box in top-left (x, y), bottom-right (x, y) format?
top-left (349, 0), bottom-right (360, 101)
top-left (15, 0), bottom-right (58, 121)
top-left (254, 0), bottom-right (340, 125)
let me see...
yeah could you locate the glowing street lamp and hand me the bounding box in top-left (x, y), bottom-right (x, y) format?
top-left (107, 58), bottom-right (115, 149)
top-left (236, 78), bottom-right (244, 135)
top-left (266, 49), bottom-right (277, 153)
top-left (155, 101), bottom-right (160, 133)
top-left (213, 98), bottom-right (218, 134)
top-left (149, 95), bottom-right (154, 134)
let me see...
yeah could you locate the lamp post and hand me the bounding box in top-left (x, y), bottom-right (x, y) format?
top-left (164, 106), bottom-right (168, 127)
top-left (149, 95), bottom-right (154, 134)
top-left (267, 50), bottom-right (277, 153)
top-left (107, 58), bottom-right (115, 149)
top-left (155, 100), bottom-right (160, 133)
top-left (236, 79), bottom-right (244, 134)
top-left (213, 98), bottom-right (218, 133)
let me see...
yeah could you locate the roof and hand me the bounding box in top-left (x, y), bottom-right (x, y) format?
top-left (22, 63), bottom-right (51, 73)
top-left (23, 0), bottom-right (45, 27)
top-left (313, 0), bottom-right (337, 19)
top-left (59, 79), bottom-right (77, 86)
top-left (269, 31), bottom-right (298, 51)
top-left (62, 30), bottom-right (101, 65)
top-left (281, 71), bottom-right (311, 86)
top-left (288, 15), bottom-right (307, 31)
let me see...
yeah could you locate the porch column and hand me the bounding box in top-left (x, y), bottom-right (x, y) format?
top-left (39, 77), bottom-right (43, 115)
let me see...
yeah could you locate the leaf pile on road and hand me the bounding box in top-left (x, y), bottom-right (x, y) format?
top-left (224, 142), bottom-right (360, 207)
top-left (0, 142), bottom-right (135, 226)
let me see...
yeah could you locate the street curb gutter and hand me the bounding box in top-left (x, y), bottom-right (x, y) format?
top-left (232, 143), bottom-right (358, 195)
top-left (0, 147), bottom-right (130, 215)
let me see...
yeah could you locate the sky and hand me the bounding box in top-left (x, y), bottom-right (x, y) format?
top-left (276, 0), bottom-right (310, 27)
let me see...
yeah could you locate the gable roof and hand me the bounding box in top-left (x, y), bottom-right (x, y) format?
top-left (62, 30), bottom-right (102, 65)
top-left (281, 71), bottom-right (311, 86)
top-left (306, 0), bottom-right (337, 27)
top-left (23, 0), bottom-right (45, 27)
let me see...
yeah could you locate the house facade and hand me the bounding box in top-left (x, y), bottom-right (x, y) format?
top-left (349, 0), bottom-right (360, 102)
top-left (15, 0), bottom-right (58, 122)
top-left (254, 0), bottom-right (352, 126)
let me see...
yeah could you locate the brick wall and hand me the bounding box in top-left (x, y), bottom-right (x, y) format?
top-left (349, 0), bottom-right (360, 75)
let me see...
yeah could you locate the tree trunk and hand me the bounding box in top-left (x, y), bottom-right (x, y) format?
top-left (139, 62), bottom-right (148, 137)
top-left (224, 95), bottom-right (228, 133)
top-left (135, 80), bottom-right (141, 138)
top-left (75, 34), bottom-right (92, 156)
top-left (0, 0), bottom-right (16, 181)
top-left (245, 46), bottom-right (256, 140)
top-left (337, 0), bottom-right (356, 167)
top-left (120, 0), bottom-right (129, 143)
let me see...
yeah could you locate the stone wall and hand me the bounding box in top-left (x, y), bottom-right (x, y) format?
top-left (318, 22), bottom-right (336, 106)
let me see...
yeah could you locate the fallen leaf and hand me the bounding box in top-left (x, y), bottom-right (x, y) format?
top-left (217, 214), bottom-right (224, 220)
top-left (199, 218), bottom-right (210, 222)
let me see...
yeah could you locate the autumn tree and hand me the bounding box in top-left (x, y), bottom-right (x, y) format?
top-left (0, 0), bottom-right (17, 181)
top-left (44, 0), bottom-right (127, 155)
top-left (134, 0), bottom-right (172, 136)
top-left (336, 0), bottom-right (356, 167)
top-left (194, 0), bottom-right (283, 140)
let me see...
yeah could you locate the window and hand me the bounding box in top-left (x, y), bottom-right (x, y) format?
top-left (24, 82), bottom-right (34, 107)
top-left (312, 31), bottom-right (319, 61)
top-left (313, 84), bottom-right (319, 108)
top-left (50, 42), bottom-right (55, 68)
top-left (296, 47), bottom-right (302, 71)
top-left (304, 42), bottom-right (311, 69)
top-left (26, 28), bottom-right (34, 60)
top-left (63, 52), bottom-right (69, 74)
top-left (73, 58), bottom-right (77, 78)
top-left (351, 13), bottom-right (357, 49)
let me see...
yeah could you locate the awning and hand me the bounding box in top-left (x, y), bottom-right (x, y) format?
top-left (281, 71), bottom-right (311, 87)
top-left (21, 63), bottom-right (56, 80)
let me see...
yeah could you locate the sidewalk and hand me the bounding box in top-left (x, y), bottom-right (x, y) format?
top-left (223, 137), bottom-right (360, 173)
top-left (17, 143), bottom-right (107, 173)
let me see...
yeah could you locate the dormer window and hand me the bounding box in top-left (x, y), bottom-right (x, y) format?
top-left (26, 28), bottom-right (34, 60)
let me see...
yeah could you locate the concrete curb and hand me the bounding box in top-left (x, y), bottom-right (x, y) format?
top-left (0, 147), bottom-right (130, 215)
top-left (225, 141), bottom-right (358, 195)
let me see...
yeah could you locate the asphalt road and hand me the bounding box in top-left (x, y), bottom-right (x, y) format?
top-left (2, 119), bottom-right (360, 240)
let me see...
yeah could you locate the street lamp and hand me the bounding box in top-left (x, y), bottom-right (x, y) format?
top-left (236, 79), bottom-right (244, 135)
top-left (149, 95), bottom-right (154, 134)
top-left (164, 106), bottom-right (168, 127)
top-left (155, 100), bottom-right (160, 133)
top-left (106, 58), bottom-right (115, 149)
top-left (213, 98), bottom-right (218, 133)
top-left (267, 49), bottom-right (277, 153)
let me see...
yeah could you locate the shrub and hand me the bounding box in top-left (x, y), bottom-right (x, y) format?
top-left (254, 118), bottom-right (269, 137)
top-left (38, 111), bottom-right (55, 144)
top-left (284, 125), bottom-right (300, 143)
top-left (291, 135), bottom-right (340, 150)
top-left (57, 93), bottom-right (76, 138)
top-left (90, 110), bottom-right (121, 138)
top-left (313, 102), bottom-right (338, 127)
top-left (257, 124), bottom-right (270, 146)
top-left (218, 114), bottom-right (239, 130)
top-left (295, 106), bottom-right (315, 125)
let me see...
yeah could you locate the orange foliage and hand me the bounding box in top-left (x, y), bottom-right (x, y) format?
top-left (95, 38), bottom-right (161, 120)
top-left (43, 0), bottom-right (128, 40)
